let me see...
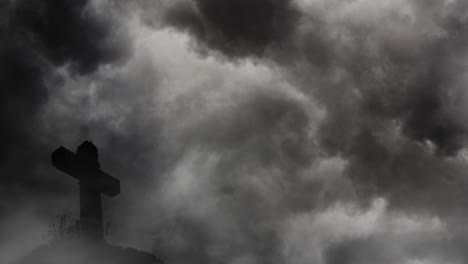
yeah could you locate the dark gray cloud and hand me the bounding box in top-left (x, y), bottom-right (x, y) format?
top-left (0, 0), bottom-right (131, 191)
top-left (5, 0), bottom-right (468, 264)
top-left (151, 0), bottom-right (468, 263)
top-left (161, 0), bottom-right (298, 58)
top-left (155, 0), bottom-right (468, 213)
top-left (9, 0), bottom-right (130, 73)
top-left (160, 0), bottom-right (468, 156)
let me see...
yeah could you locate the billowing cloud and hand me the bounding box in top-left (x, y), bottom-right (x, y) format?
top-left (0, 0), bottom-right (131, 193)
top-left (4, 0), bottom-right (468, 264)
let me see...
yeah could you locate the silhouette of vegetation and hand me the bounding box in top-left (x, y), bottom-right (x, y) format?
top-left (47, 214), bottom-right (115, 242)
top-left (47, 214), bottom-right (80, 242)
top-left (104, 220), bottom-right (112, 237)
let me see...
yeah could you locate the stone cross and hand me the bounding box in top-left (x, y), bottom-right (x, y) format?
top-left (51, 141), bottom-right (120, 242)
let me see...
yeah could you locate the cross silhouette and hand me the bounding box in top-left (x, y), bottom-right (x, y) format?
top-left (51, 141), bottom-right (120, 241)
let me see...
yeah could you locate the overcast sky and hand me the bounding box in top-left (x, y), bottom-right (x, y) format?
top-left (2, 0), bottom-right (468, 263)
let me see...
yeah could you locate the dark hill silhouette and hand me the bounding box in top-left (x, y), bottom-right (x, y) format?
top-left (14, 239), bottom-right (162, 264)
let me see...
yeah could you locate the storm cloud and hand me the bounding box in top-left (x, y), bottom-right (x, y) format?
top-left (0, 0), bottom-right (130, 190)
top-left (159, 0), bottom-right (298, 58)
top-left (3, 0), bottom-right (468, 264)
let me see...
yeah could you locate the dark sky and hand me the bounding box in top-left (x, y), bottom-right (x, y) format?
top-left (3, 0), bottom-right (468, 263)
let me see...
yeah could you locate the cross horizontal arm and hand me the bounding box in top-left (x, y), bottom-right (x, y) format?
top-left (52, 146), bottom-right (120, 197)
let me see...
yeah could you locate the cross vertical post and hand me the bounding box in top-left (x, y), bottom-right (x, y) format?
top-left (80, 179), bottom-right (104, 240)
